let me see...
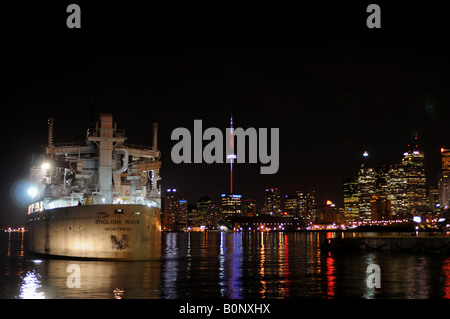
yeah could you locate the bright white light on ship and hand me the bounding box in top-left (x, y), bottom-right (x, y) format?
top-left (41, 162), bottom-right (50, 171)
top-left (27, 187), bottom-right (38, 198)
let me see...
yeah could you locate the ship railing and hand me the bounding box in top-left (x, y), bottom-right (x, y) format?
top-left (120, 143), bottom-right (161, 160)
top-left (122, 143), bottom-right (156, 151)
top-left (86, 128), bottom-right (126, 138)
top-left (50, 141), bottom-right (88, 148)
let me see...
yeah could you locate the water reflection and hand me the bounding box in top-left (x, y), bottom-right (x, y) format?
top-left (325, 254), bottom-right (335, 298)
top-left (162, 232), bottom-right (179, 298)
top-left (19, 270), bottom-right (45, 299)
top-left (443, 257), bottom-right (450, 299)
top-left (5, 231), bottom-right (450, 298)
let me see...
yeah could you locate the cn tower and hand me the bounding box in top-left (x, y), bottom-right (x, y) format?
top-left (227, 114), bottom-right (237, 193)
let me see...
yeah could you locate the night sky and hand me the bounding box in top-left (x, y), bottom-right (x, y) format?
top-left (2, 1), bottom-right (450, 227)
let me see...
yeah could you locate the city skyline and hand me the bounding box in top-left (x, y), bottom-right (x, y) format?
top-left (2, 2), bottom-right (450, 228)
top-left (160, 134), bottom-right (449, 229)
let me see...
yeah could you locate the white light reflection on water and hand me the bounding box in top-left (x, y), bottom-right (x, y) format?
top-left (18, 270), bottom-right (45, 299)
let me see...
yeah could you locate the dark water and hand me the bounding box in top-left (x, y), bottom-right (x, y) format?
top-left (1, 231), bottom-right (450, 299)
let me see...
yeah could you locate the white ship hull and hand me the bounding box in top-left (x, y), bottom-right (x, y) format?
top-left (27, 204), bottom-right (161, 260)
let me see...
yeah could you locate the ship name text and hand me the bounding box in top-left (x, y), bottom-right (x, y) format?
top-left (95, 219), bottom-right (140, 225)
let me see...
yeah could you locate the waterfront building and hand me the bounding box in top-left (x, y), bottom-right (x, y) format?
top-left (221, 193), bottom-right (242, 219)
top-left (197, 196), bottom-right (218, 227)
top-left (370, 194), bottom-right (392, 221)
top-left (187, 204), bottom-right (199, 227)
top-left (428, 186), bottom-right (439, 213)
top-left (439, 148), bottom-right (450, 209)
top-left (386, 164), bottom-right (407, 217)
top-left (242, 198), bottom-right (257, 217)
top-left (439, 174), bottom-right (450, 210)
top-left (284, 195), bottom-right (299, 217)
top-left (442, 148), bottom-right (450, 173)
top-left (402, 146), bottom-right (427, 213)
top-left (343, 177), bottom-right (359, 222)
top-left (317, 201), bottom-right (345, 224)
top-left (162, 189), bottom-right (189, 230)
top-left (296, 190), bottom-right (317, 221)
top-left (357, 160), bottom-right (376, 222)
top-left (263, 187), bottom-right (282, 216)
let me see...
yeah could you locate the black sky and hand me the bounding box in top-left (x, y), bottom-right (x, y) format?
top-left (2, 1), bottom-right (450, 226)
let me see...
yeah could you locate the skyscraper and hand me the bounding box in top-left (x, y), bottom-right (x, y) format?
top-left (162, 189), bottom-right (188, 230)
top-left (428, 186), bottom-right (439, 213)
top-left (263, 188), bottom-right (282, 216)
top-left (402, 144), bottom-right (427, 213)
top-left (343, 177), bottom-right (359, 221)
top-left (386, 164), bottom-right (407, 217)
top-left (296, 190), bottom-right (317, 221)
top-left (441, 148), bottom-right (450, 173)
top-left (357, 152), bottom-right (376, 221)
top-left (439, 148), bottom-right (450, 209)
top-left (197, 196), bottom-right (218, 227)
top-left (284, 195), bottom-right (299, 217)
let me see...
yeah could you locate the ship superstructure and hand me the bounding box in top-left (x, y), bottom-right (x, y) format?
top-left (29, 114), bottom-right (161, 211)
top-left (26, 114), bottom-right (162, 260)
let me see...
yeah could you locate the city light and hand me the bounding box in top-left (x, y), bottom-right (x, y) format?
top-left (27, 187), bottom-right (38, 198)
top-left (41, 162), bottom-right (50, 171)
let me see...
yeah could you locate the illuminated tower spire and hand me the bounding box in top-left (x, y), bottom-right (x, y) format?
top-left (227, 114), bottom-right (237, 194)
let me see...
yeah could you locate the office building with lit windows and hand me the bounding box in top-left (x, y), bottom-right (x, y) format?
top-left (221, 194), bottom-right (242, 219)
top-left (296, 190), bottom-right (316, 221)
top-left (284, 195), bottom-right (299, 217)
top-left (386, 164), bottom-right (407, 217)
top-left (441, 148), bottom-right (450, 173)
top-left (343, 177), bottom-right (359, 222)
top-left (358, 162), bottom-right (376, 221)
top-left (370, 194), bottom-right (392, 221)
top-left (263, 188), bottom-right (282, 216)
top-left (162, 189), bottom-right (188, 230)
top-left (429, 186), bottom-right (439, 213)
top-left (439, 175), bottom-right (450, 209)
top-left (197, 196), bottom-right (218, 227)
top-left (402, 149), bottom-right (427, 213)
top-left (439, 148), bottom-right (450, 210)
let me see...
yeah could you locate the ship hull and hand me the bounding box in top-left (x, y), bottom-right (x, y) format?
top-left (27, 204), bottom-right (161, 261)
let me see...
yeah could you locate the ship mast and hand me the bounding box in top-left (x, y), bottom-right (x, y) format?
top-left (87, 114), bottom-right (126, 203)
top-left (47, 117), bottom-right (54, 153)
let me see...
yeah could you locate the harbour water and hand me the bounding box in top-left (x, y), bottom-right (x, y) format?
top-left (1, 231), bottom-right (450, 299)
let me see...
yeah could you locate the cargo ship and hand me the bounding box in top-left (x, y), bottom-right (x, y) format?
top-left (26, 114), bottom-right (162, 260)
